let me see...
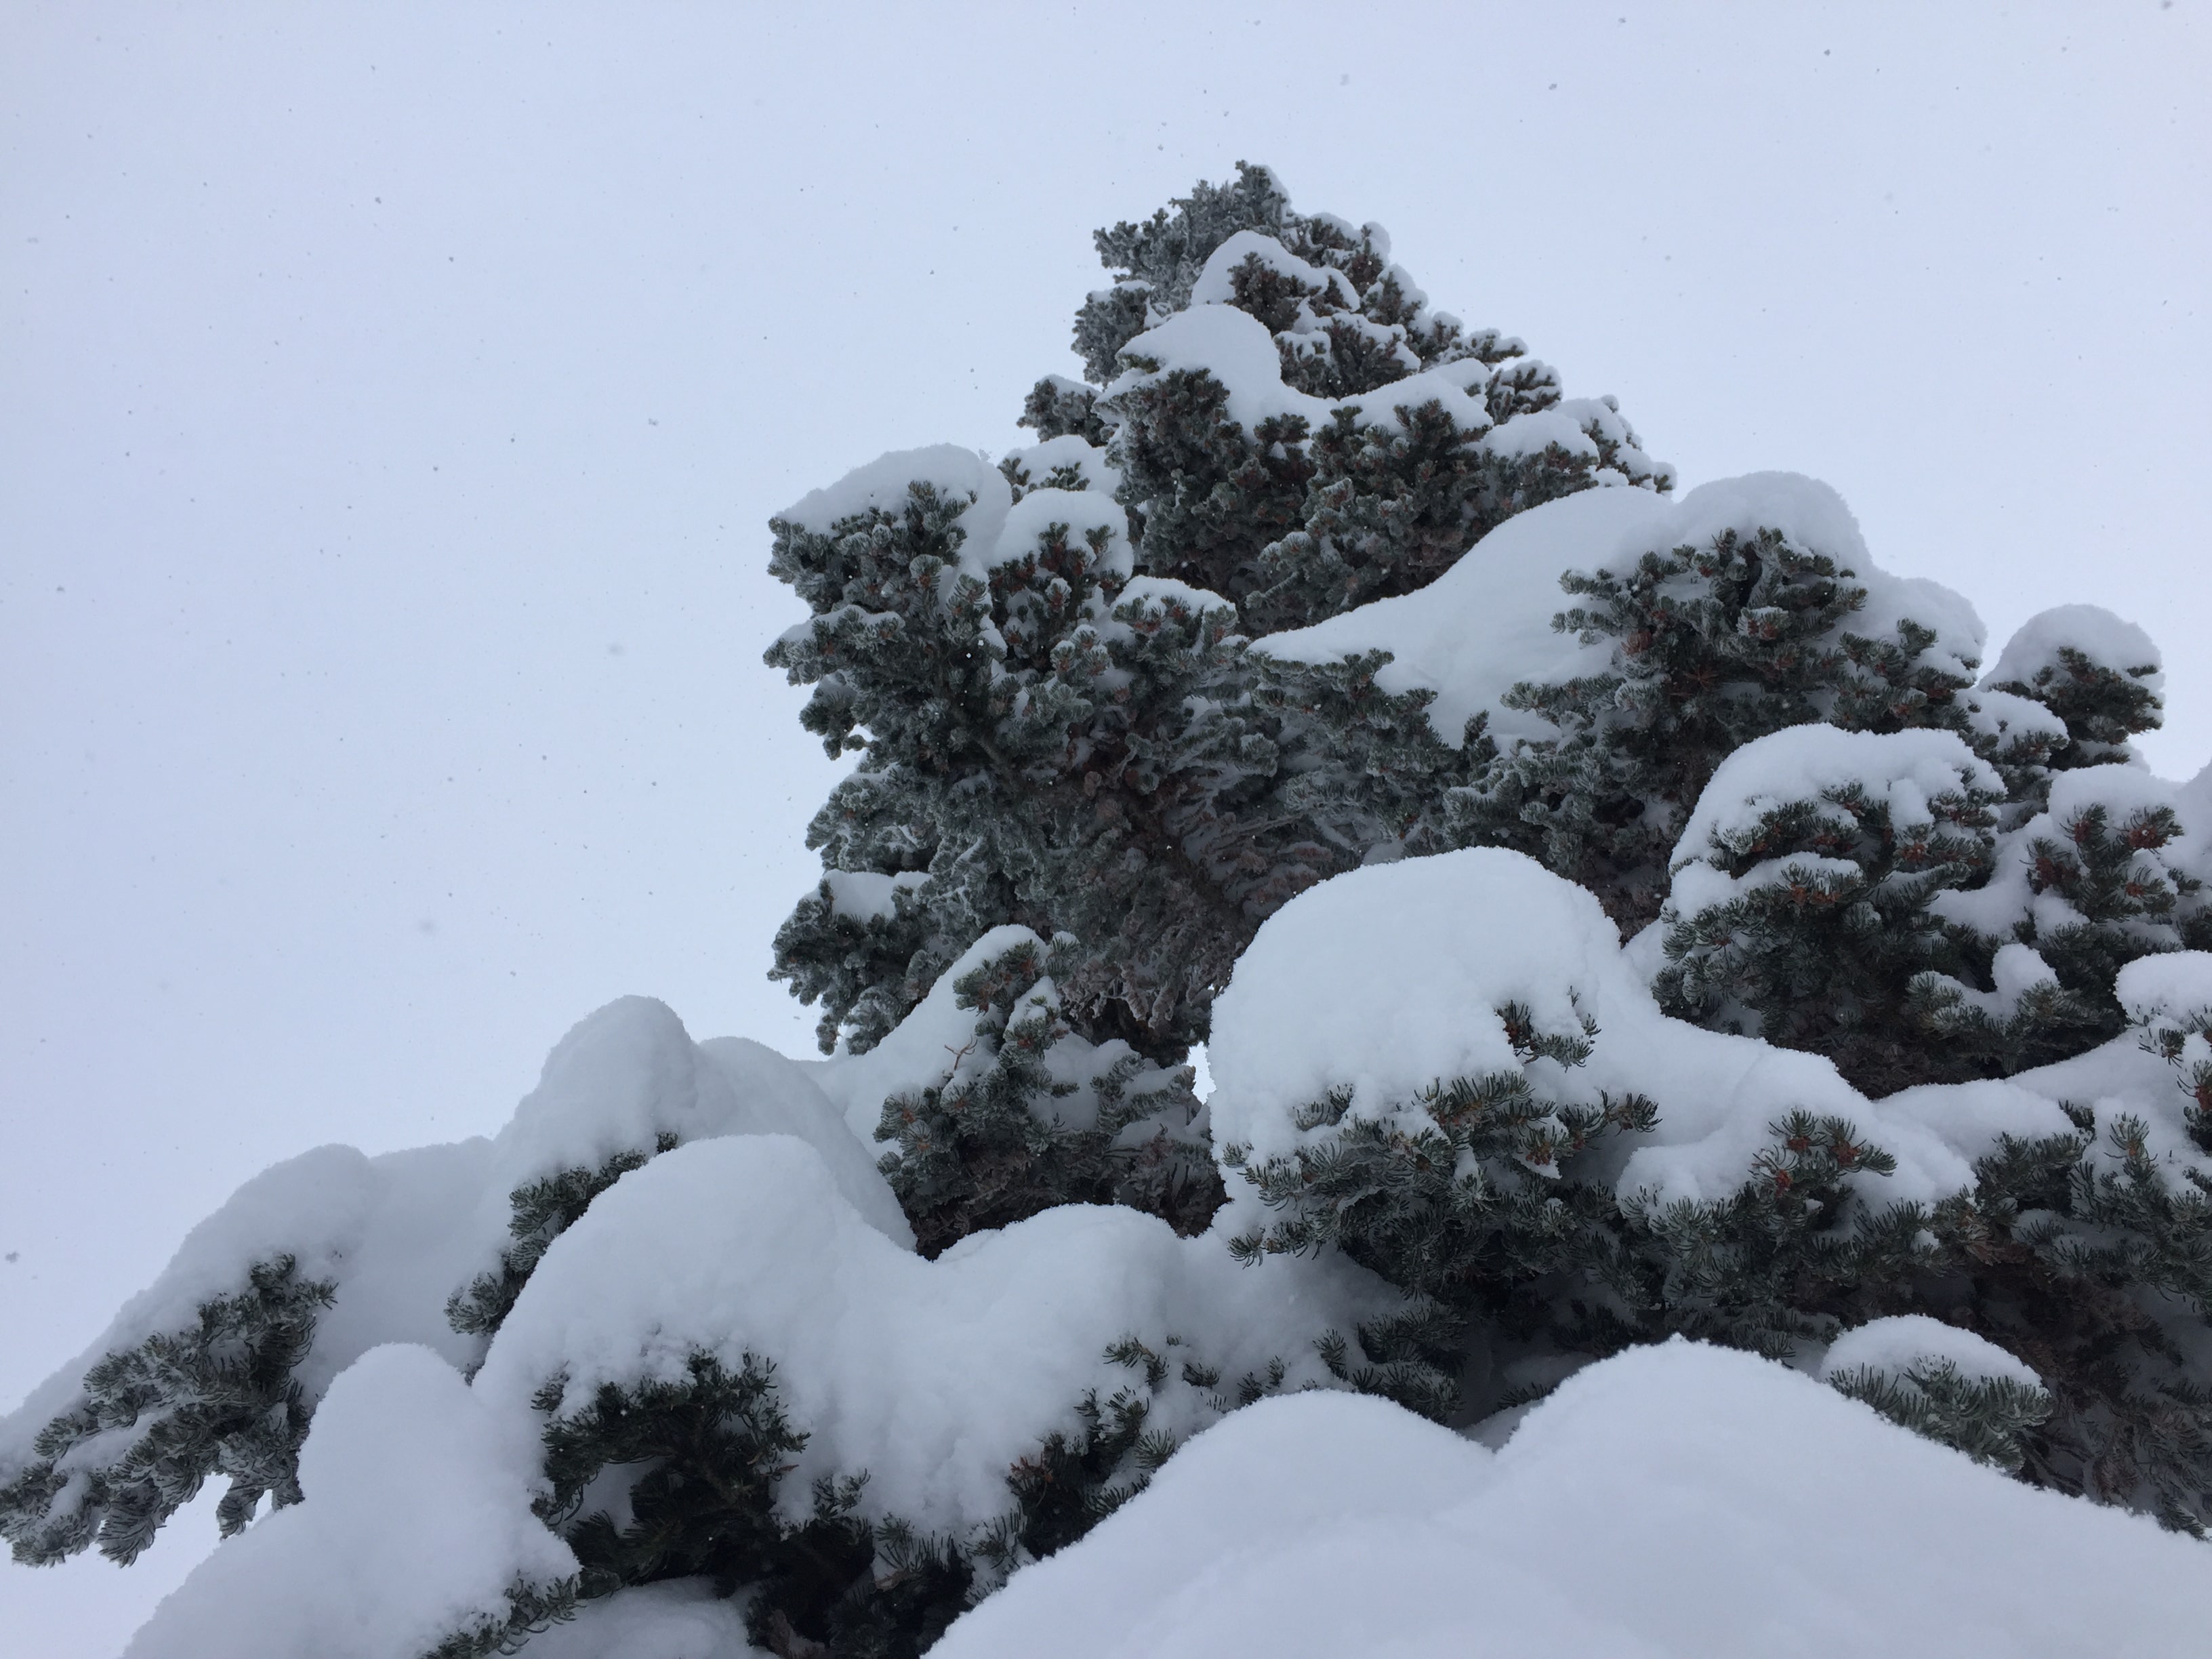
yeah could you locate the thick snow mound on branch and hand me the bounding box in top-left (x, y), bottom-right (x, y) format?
top-left (2, 998), bottom-right (912, 1489)
top-left (2118, 950), bottom-right (2212, 1022)
top-left (125, 1344), bottom-right (575, 1659)
top-left (474, 1134), bottom-right (1384, 1532)
top-left (932, 1340), bottom-right (2212, 1659)
top-left (1988, 602), bottom-right (2163, 687)
top-left (1664, 725), bottom-right (2000, 916)
top-left (822, 867), bottom-right (927, 924)
top-left (1003, 432), bottom-right (1120, 498)
top-left (1257, 472), bottom-right (1984, 747)
top-left (487, 995), bottom-right (909, 1248)
top-left (775, 443), bottom-right (1011, 565)
top-left (1256, 485), bottom-right (1670, 746)
top-left (1107, 294), bottom-right (1503, 442)
top-left (1208, 846), bottom-right (1624, 1156)
top-left (0, 1138), bottom-right (493, 1479)
top-left (1820, 1315), bottom-right (2041, 1388)
top-left (1110, 302), bottom-right (1331, 432)
top-left (1188, 228), bottom-right (1355, 310)
top-left (1208, 848), bottom-right (2063, 1208)
top-left (1674, 725), bottom-right (2001, 863)
top-left (987, 486), bottom-right (1132, 579)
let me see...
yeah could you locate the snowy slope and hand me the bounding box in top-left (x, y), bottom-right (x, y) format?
top-left (932, 1340), bottom-right (2212, 1659)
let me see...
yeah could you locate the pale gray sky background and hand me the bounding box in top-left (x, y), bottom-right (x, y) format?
top-left (4, 3), bottom-right (2208, 1650)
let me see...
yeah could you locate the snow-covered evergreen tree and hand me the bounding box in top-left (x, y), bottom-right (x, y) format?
top-left (769, 163), bottom-right (1670, 1069)
top-left (9, 167), bottom-right (2212, 1659)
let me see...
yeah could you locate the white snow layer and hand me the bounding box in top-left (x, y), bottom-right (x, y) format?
top-left (774, 442), bottom-right (1010, 566)
top-left (1106, 300), bottom-right (1513, 445)
top-left (1002, 432), bottom-right (1120, 498)
top-left (1665, 725), bottom-right (2001, 916)
top-left (0, 998), bottom-right (914, 1488)
top-left (35, 827), bottom-right (2212, 1656)
top-left (930, 1340), bottom-right (2212, 1659)
top-left (775, 441), bottom-right (1132, 588)
top-left (1820, 1314), bottom-right (2044, 1389)
top-left (1256, 472), bottom-right (1986, 748)
top-left (118, 1130), bottom-right (1387, 1656)
top-left (2118, 950), bottom-right (2212, 1024)
top-left (1207, 846), bottom-right (2081, 1209)
top-left (523, 1580), bottom-right (759, 1659)
top-left (1988, 601), bottom-right (2164, 689)
top-left (983, 486), bottom-right (1132, 579)
top-left (473, 1134), bottom-right (1380, 1531)
top-left (125, 1343), bottom-right (576, 1659)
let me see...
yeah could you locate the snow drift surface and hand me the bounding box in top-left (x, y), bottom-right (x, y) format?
top-left (931, 1340), bottom-right (2212, 1659)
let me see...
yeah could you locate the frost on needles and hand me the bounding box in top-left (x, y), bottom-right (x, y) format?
top-left (7, 165), bottom-right (2212, 1659)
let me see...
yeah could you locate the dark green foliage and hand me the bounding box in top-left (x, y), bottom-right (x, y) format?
top-left (984, 1341), bottom-right (1185, 1566)
top-left (874, 935), bottom-right (1220, 1256)
top-left (1990, 643), bottom-right (2163, 769)
top-left (1582, 1113), bottom-right (1912, 1363)
top-left (1455, 527), bottom-right (1970, 933)
top-left (1243, 396), bottom-right (1644, 636)
top-left (1311, 1303), bottom-right (1465, 1423)
top-left (773, 874), bottom-right (940, 1064)
top-left (448, 1134), bottom-right (682, 1342)
top-left (1826, 1359), bottom-right (2053, 1474)
top-left (769, 1507), bottom-right (975, 1659)
top-left (1069, 162), bottom-right (1294, 383)
top-left (1903, 965), bottom-right (2114, 1088)
top-left (2013, 799), bottom-right (2208, 1010)
top-left (1622, 1109), bottom-right (2212, 1528)
top-left (0, 1256), bottom-right (332, 1566)
top-left (1015, 374), bottom-right (1109, 447)
top-left (1657, 750), bottom-right (2004, 1094)
top-left (1919, 1113), bottom-right (2212, 1532)
top-left (767, 467), bottom-right (1320, 1059)
top-left (1253, 651), bottom-right (1493, 871)
top-left (1224, 999), bottom-right (1656, 1413)
top-left (1915, 790), bottom-right (2211, 1079)
top-left (1237, 1039), bottom-right (2212, 1525)
top-left (774, 166), bottom-right (1665, 1063)
top-left (1102, 367), bottom-right (1317, 613)
top-left (1096, 187), bottom-right (1664, 630)
top-left (531, 1351), bottom-right (970, 1658)
top-left (525, 1330), bottom-right (1357, 1658)
top-left (536, 1352), bottom-right (808, 1603)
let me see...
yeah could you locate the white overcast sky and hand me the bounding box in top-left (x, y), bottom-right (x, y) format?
top-left (4, 2), bottom-right (2209, 1650)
